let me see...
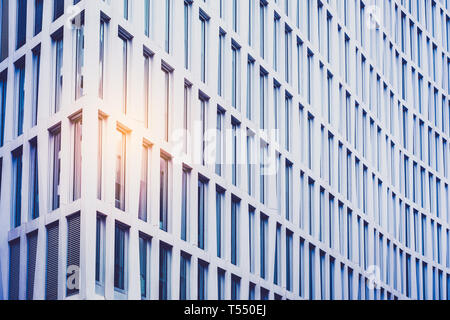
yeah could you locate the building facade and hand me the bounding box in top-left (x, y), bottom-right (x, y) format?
top-left (0, 0), bottom-right (449, 300)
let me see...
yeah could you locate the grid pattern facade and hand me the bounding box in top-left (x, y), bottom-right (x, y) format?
top-left (0, 0), bottom-right (449, 300)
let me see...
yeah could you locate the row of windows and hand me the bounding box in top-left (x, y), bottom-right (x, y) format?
top-left (3, 100), bottom-right (449, 299)
top-left (0, 0), bottom-right (167, 59)
top-left (3, 95), bottom-right (449, 264)
top-left (9, 182), bottom-right (449, 299)
top-left (1, 0), bottom-right (449, 300)
top-left (10, 209), bottom-right (450, 300)
top-left (2, 1), bottom-right (450, 177)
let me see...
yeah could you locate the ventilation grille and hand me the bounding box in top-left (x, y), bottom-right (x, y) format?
top-left (46, 222), bottom-right (59, 300)
top-left (8, 239), bottom-right (20, 300)
top-left (26, 232), bottom-right (38, 300)
top-left (67, 213), bottom-right (80, 296)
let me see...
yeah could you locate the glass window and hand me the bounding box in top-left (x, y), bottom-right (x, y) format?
top-left (53, 0), bottom-right (64, 21)
top-left (198, 178), bottom-right (207, 250)
top-left (231, 197), bottom-right (240, 266)
top-left (160, 156), bottom-right (169, 231)
top-left (231, 275), bottom-right (240, 300)
top-left (139, 146), bottom-right (150, 222)
top-left (12, 148), bottom-right (22, 228)
top-left (114, 224), bottom-right (127, 292)
top-left (34, 0), bottom-right (43, 35)
top-left (115, 129), bottom-right (126, 211)
top-left (181, 168), bottom-right (190, 241)
top-left (197, 260), bottom-right (208, 300)
top-left (30, 139), bottom-right (39, 220)
top-left (50, 127), bottom-right (61, 211)
top-left (16, 0), bottom-right (26, 49)
top-left (260, 214), bottom-right (268, 279)
top-left (74, 13), bottom-right (85, 100)
top-left (14, 61), bottom-right (25, 137)
top-left (179, 252), bottom-right (190, 300)
top-left (159, 243), bottom-right (171, 300)
top-left (72, 116), bottom-right (82, 201)
top-left (139, 235), bottom-right (150, 299)
top-left (53, 35), bottom-right (63, 113)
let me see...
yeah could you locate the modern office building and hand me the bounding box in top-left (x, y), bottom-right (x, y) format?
top-left (0, 0), bottom-right (449, 300)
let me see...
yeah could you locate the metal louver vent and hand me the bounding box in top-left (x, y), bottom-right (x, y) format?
top-left (46, 222), bottom-right (59, 300)
top-left (8, 239), bottom-right (20, 300)
top-left (67, 213), bottom-right (80, 296)
top-left (26, 232), bottom-right (38, 300)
